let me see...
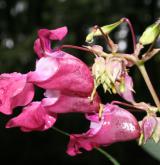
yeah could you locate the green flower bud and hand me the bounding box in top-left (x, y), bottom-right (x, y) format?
top-left (139, 20), bottom-right (160, 45)
top-left (86, 19), bottom-right (123, 43)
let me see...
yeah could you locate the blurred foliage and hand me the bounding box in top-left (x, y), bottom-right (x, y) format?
top-left (0, 0), bottom-right (160, 165)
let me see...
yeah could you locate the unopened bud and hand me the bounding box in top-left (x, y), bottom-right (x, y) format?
top-left (86, 19), bottom-right (123, 43)
top-left (139, 20), bottom-right (160, 45)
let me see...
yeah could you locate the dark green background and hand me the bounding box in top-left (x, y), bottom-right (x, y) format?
top-left (0, 0), bottom-right (160, 164)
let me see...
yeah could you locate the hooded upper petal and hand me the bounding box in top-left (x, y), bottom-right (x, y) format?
top-left (0, 73), bottom-right (34, 115)
top-left (66, 104), bottom-right (140, 156)
top-left (6, 102), bottom-right (57, 132)
top-left (34, 27), bottom-right (67, 58)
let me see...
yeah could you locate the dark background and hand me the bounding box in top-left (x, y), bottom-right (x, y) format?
top-left (0, 0), bottom-right (160, 164)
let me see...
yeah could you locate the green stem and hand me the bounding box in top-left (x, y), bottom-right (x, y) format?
top-left (95, 147), bottom-right (120, 165)
top-left (52, 127), bottom-right (120, 165)
top-left (138, 64), bottom-right (160, 108)
top-left (52, 126), bottom-right (69, 136)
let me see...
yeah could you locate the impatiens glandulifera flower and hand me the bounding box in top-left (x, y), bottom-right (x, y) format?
top-left (92, 56), bottom-right (134, 102)
top-left (66, 104), bottom-right (140, 156)
top-left (6, 102), bottom-right (57, 132)
top-left (42, 89), bottom-right (100, 114)
top-left (28, 27), bottom-right (95, 97)
top-left (0, 73), bottom-right (34, 115)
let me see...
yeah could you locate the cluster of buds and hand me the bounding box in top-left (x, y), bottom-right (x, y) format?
top-left (0, 18), bottom-right (160, 156)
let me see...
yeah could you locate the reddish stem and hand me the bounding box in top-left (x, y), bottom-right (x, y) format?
top-left (122, 18), bottom-right (136, 52)
top-left (111, 100), bottom-right (145, 112)
top-left (60, 44), bottom-right (91, 52)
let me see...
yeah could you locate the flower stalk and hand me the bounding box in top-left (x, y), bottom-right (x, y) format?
top-left (138, 64), bottom-right (160, 108)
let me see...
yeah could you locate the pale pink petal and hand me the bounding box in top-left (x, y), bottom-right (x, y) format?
top-left (28, 57), bottom-right (59, 82)
top-left (6, 102), bottom-right (57, 132)
top-left (66, 104), bottom-right (140, 156)
top-left (119, 75), bottom-right (135, 102)
top-left (0, 73), bottom-right (34, 114)
top-left (142, 116), bottom-right (157, 142)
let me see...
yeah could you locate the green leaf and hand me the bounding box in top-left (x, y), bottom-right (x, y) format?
top-left (86, 19), bottom-right (123, 43)
top-left (142, 140), bottom-right (160, 161)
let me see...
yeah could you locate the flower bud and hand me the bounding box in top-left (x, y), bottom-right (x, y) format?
top-left (86, 19), bottom-right (123, 43)
top-left (139, 20), bottom-right (160, 45)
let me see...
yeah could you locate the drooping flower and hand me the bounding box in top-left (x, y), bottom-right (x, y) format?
top-left (0, 73), bottom-right (34, 115)
top-left (6, 101), bottom-right (57, 132)
top-left (66, 104), bottom-right (140, 156)
top-left (28, 27), bottom-right (95, 96)
top-left (42, 89), bottom-right (100, 114)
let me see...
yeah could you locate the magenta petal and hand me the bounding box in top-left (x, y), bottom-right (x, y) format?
top-left (28, 55), bottom-right (94, 96)
top-left (34, 27), bottom-right (68, 58)
top-left (42, 89), bottom-right (100, 114)
top-left (120, 75), bottom-right (135, 102)
top-left (0, 73), bottom-right (34, 115)
top-left (66, 104), bottom-right (140, 156)
top-left (49, 26), bottom-right (68, 41)
top-left (34, 39), bottom-right (44, 58)
top-left (11, 82), bottom-right (34, 108)
top-left (6, 102), bottom-right (57, 132)
top-left (38, 27), bottom-right (67, 41)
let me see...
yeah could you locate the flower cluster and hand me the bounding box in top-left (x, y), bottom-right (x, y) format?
top-left (1, 18), bottom-right (160, 156)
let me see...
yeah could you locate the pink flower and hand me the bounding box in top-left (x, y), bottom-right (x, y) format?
top-left (66, 104), bottom-right (140, 156)
top-left (42, 89), bottom-right (100, 114)
top-left (28, 27), bottom-right (95, 96)
top-left (6, 102), bottom-right (57, 132)
top-left (0, 73), bottom-right (34, 115)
